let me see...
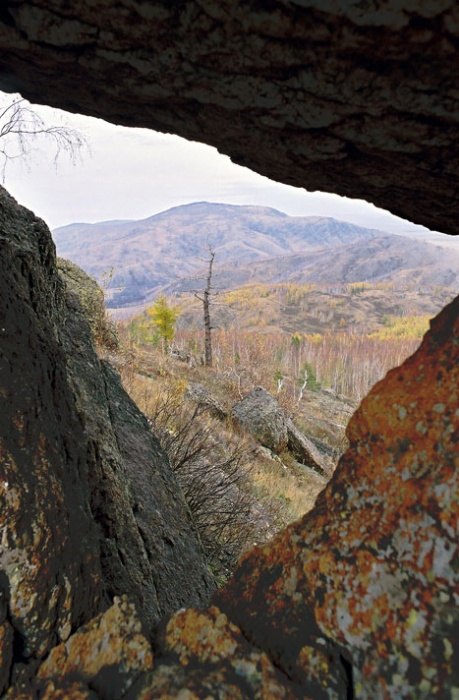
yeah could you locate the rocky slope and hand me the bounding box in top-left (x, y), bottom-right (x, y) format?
top-left (0, 186), bottom-right (213, 693)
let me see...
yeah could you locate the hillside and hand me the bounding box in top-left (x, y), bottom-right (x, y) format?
top-left (174, 282), bottom-right (457, 337)
top-left (206, 235), bottom-right (459, 291)
top-left (52, 202), bottom-right (459, 310)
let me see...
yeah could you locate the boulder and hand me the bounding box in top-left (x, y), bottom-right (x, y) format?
top-left (231, 386), bottom-right (329, 476)
top-left (216, 294), bottom-right (459, 698)
top-left (185, 382), bottom-right (228, 420)
top-left (7, 597), bottom-right (153, 699)
top-left (286, 418), bottom-right (331, 478)
top-left (36, 596), bottom-right (153, 700)
top-left (126, 606), bottom-right (302, 699)
top-left (57, 257), bottom-right (117, 349)
top-left (0, 187), bottom-right (213, 688)
top-left (0, 189), bottom-right (102, 676)
top-left (231, 387), bottom-right (289, 453)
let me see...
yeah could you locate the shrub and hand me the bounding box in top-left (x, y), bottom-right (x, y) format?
top-left (300, 361), bottom-right (321, 392)
top-left (149, 386), bottom-right (258, 580)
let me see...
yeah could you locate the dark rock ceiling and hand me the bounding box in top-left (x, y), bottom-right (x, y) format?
top-left (0, 1), bottom-right (458, 234)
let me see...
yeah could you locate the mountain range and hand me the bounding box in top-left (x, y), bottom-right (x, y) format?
top-left (52, 202), bottom-right (459, 309)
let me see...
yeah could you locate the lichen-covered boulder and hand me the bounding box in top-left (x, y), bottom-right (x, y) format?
top-left (6, 597), bottom-right (153, 699)
top-left (57, 257), bottom-right (117, 349)
top-left (37, 596), bottom-right (153, 699)
top-left (0, 186), bottom-right (213, 689)
top-left (231, 386), bottom-right (328, 475)
top-left (0, 188), bottom-right (103, 678)
top-left (126, 606), bottom-right (301, 699)
top-left (216, 294), bottom-right (459, 698)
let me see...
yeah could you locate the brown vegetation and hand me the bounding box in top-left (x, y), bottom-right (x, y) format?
top-left (100, 281), bottom-right (454, 581)
top-left (111, 341), bottom-right (329, 583)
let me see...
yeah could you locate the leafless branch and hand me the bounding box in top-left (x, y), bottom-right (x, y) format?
top-left (149, 389), bottom-right (258, 576)
top-left (0, 94), bottom-right (89, 180)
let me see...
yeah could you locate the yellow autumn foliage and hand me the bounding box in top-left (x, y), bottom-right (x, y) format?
top-left (369, 315), bottom-right (430, 340)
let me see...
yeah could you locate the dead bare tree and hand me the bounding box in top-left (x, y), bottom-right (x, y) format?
top-left (191, 246), bottom-right (217, 367)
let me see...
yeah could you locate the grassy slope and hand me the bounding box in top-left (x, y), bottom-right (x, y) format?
top-left (174, 281), bottom-right (456, 336)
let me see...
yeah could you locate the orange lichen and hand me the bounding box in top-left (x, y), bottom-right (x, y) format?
top-left (37, 596), bottom-right (153, 699)
top-left (215, 296), bottom-right (459, 698)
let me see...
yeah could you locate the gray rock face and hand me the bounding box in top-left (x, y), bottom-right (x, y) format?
top-left (0, 2), bottom-right (458, 234)
top-left (0, 187), bottom-right (213, 688)
top-left (231, 387), bottom-right (328, 477)
top-left (185, 383), bottom-right (228, 420)
top-left (286, 418), bottom-right (330, 477)
top-left (232, 387), bottom-right (289, 454)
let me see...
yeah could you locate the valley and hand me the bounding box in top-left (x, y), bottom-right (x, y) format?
top-left (55, 201), bottom-right (459, 581)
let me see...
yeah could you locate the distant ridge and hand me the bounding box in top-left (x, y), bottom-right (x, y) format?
top-left (52, 202), bottom-right (459, 308)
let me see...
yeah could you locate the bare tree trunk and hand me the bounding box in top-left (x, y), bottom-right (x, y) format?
top-left (204, 250), bottom-right (215, 367)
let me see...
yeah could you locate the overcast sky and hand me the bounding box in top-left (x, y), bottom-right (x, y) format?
top-left (0, 91), bottom-right (442, 236)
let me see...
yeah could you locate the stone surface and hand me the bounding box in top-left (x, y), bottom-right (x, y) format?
top-left (286, 417), bottom-right (331, 477)
top-left (231, 386), bottom-right (328, 475)
top-left (6, 680), bottom-right (98, 700)
top-left (126, 606), bottom-right (301, 699)
top-left (232, 387), bottom-right (289, 453)
top-left (37, 596), bottom-right (153, 700)
top-left (57, 257), bottom-right (116, 349)
top-left (60, 285), bottom-right (215, 621)
top-left (0, 188), bottom-right (103, 674)
top-left (0, 186), bottom-right (213, 687)
top-left (0, 621), bottom-right (14, 695)
top-left (185, 382), bottom-right (228, 421)
top-left (216, 294), bottom-right (459, 699)
top-left (1, 2), bottom-right (459, 234)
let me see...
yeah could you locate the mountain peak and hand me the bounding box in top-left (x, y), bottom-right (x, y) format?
top-left (51, 202), bottom-right (459, 309)
top-left (145, 201), bottom-right (289, 221)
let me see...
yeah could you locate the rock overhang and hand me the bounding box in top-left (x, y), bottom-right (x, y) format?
top-left (0, 0), bottom-right (458, 233)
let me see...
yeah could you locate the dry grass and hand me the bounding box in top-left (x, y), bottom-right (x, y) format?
top-left (250, 451), bottom-right (326, 524)
top-left (111, 338), bottom-right (331, 582)
top-left (122, 355), bottom-right (325, 524)
top-left (99, 281), bottom-right (456, 581)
